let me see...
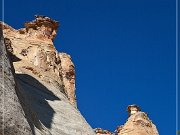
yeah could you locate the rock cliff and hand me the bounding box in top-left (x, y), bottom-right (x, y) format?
top-left (0, 16), bottom-right (159, 135)
top-left (1, 16), bottom-right (95, 135)
top-left (0, 21), bottom-right (32, 135)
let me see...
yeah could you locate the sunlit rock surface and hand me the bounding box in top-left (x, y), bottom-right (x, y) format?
top-left (1, 15), bottom-right (159, 135)
top-left (95, 105), bottom-right (159, 135)
top-left (1, 16), bottom-right (95, 135)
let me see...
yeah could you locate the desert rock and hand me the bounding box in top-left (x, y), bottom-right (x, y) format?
top-left (118, 105), bottom-right (159, 135)
top-left (1, 16), bottom-right (95, 135)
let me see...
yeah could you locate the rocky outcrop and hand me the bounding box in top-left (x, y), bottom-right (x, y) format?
top-left (118, 105), bottom-right (159, 135)
top-left (1, 16), bottom-right (95, 135)
top-left (1, 15), bottom-right (159, 135)
top-left (118, 112), bottom-right (159, 135)
top-left (59, 53), bottom-right (76, 106)
top-left (2, 15), bottom-right (76, 107)
top-left (94, 105), bottom-right (159, 135)
top-left (24, 15), bottom-right (58, 42)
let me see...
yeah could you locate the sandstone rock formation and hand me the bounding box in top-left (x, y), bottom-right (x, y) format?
top-left (0, 15), bottom-right (159, 135)
top-left (118, 105), bottom-right (159, 135)
top-left (2, 15), bottom-right (76, 107)
top-left (1, 16), bottom-right (95, 135)
top-left (94, 105), bottom-right (159, 135)
top-left (59, 53), bottom-right (76, 106)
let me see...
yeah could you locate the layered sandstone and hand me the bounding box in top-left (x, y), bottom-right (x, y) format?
top-left (1, 16), bottom-right (95, 135)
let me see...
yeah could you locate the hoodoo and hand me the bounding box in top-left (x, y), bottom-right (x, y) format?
top-left (94, 105), bottom-right (159, 135)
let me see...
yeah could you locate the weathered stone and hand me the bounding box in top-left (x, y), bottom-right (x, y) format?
top-left (1, 16), bottom-right (159, 135)
top-left (1, 16), bottom-right (95, 135)
top-left (0, 22), bottom-right (33, 135)
top-left (118, 105), bottom-right (159, 135)
top-left (59, 53), bottom-right (76, 107)
top-left (24, 15), bottom-right (59, 41)
top-left (94, 105), bottom-right (159, 135)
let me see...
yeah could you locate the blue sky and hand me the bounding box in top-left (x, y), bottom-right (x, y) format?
top-left (2, 0), bottom-right (177, 134)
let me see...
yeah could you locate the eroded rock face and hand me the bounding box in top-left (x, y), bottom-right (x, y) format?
top-left (94, 105), bottom-right (159, 135)
top-left (2, 16), bottom-right (76, 107)
top-left (24, 15), bottom-right (58, 42)
top-left (1, 16), bottom-right (95, 135)
top-left (118, 105), bottom-right (159, 135)
top-left (59, 53), bottom-right (76, 106)
top-left (118, 111), bottom-right (159, 135)
top-left (1, 16), bottom-right (159, 135)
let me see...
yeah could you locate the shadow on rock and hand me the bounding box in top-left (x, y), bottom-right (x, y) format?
top-left (15, 73), bottom-right (61, 134)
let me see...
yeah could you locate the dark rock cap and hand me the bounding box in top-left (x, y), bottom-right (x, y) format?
top-left (127, 104), bottom-right (141, 112)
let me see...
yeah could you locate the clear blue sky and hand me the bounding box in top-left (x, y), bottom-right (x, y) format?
top-left (2, 0), bottom-right (177, 134)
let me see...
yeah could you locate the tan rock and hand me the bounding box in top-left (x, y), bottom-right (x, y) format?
top-left (2, 17), bottom-right (76, 106)
top-left (94, 105), bottom-right (159, 135)
top-left (1, 16), bottom-right (94, 135)
top-left (24, 15), bottom-right (59, 42)
top-left (1, 16), bottom-right (159, 135)
top-left (118, 105), bottom-right (159, 135)
top-left (59, 53), bottom-right (76, 107)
